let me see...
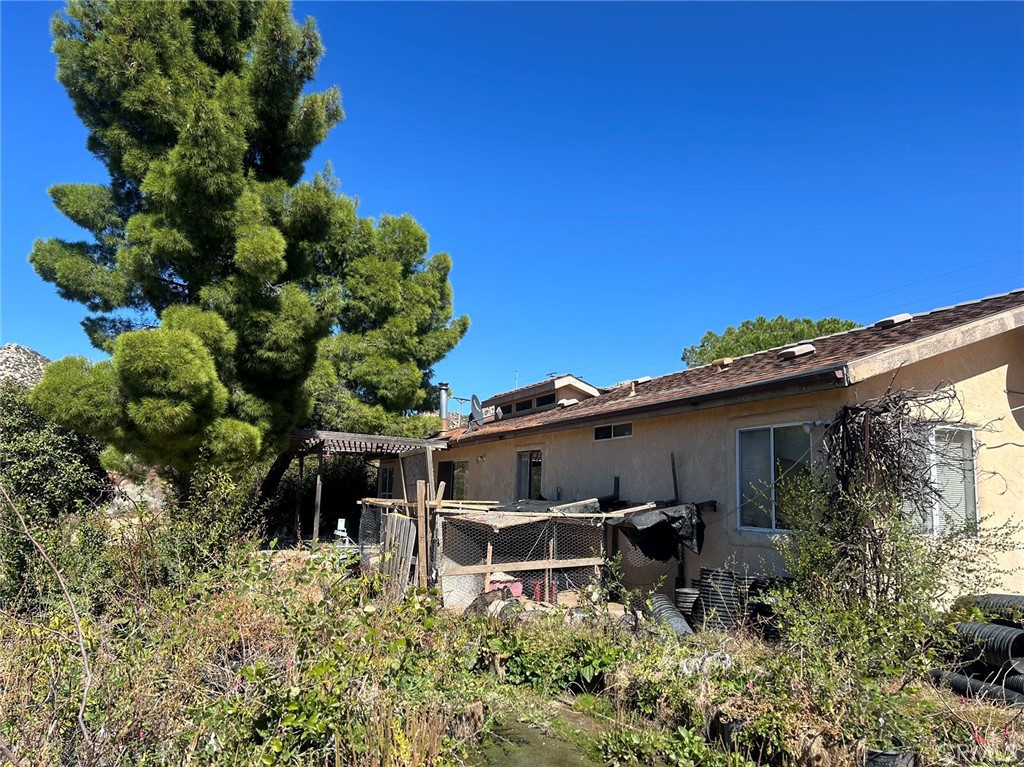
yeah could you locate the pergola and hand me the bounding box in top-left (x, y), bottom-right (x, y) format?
top-left (286, 429), bottom-right (448, 541)
top-left (289, 429), bottom-right (448, 458)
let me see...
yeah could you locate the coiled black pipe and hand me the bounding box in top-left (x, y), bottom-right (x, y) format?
top-left (955, 622), bottom-right (1024, 672)
top-left (649, 593), bottom-right (694, 635)
top-left (930, 669), bottom-right (1024, 706)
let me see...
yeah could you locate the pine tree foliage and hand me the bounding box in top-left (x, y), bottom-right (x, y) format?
top-left (30, 0), bottom-right (468, 475)
top-left (681, 315), bottom-right (858, 368)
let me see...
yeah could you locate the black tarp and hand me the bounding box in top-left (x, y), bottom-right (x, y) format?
top-left (607, 502), bottom-right (709, 560)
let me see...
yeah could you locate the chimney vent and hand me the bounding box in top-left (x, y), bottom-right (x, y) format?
top-left (438, 382), bottom-right (449, 421)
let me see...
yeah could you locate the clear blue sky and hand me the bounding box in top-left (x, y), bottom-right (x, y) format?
top-left (2, 1), bottom-right (1022, 409)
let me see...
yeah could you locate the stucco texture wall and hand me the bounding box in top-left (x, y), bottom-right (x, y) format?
top-left (437, 327), bottom-right (1024, 590)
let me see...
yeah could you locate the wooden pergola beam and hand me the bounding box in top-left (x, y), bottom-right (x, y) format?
top-left (290, 429), bottom-right (447, 457)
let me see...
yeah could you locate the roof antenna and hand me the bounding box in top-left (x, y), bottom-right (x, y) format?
top-left (514, 370), bottom-right (518, 389)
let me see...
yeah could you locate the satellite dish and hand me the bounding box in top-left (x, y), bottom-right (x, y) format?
top-left (495, 406), bottom-right (504, 420)
top-left (470, 394), bottom-right (484, 423)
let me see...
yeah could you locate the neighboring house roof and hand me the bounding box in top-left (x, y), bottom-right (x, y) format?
top-left (0, 344), bottom-right (50, 387)
top-left (447, 289), bottom-right (1024, 445)
top-left (482, 374), bottom-right (600, 408)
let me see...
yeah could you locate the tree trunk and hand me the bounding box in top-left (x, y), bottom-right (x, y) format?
top-left (259, 453), bottom-right (293, 505)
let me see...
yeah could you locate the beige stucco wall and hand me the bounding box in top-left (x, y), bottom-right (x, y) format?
top-left (436, 327), bottom-right (1024, 590)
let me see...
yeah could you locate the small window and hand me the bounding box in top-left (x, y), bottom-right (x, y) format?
top-left (535, 393), bottom-right (556, 408)
top-left (377, 466), bottom-right (395, 499)
top-left (737, 425), bottom-right (812, 530)
top-left (515, 399), bottom-right (533, 413)
top-left (595, 422), bottom-right (632, 441)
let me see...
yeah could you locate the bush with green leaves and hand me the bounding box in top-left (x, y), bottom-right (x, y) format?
top-left (0, 539), bottom-right (495, 765)
top-left (483, 612), bottom-right (633, 694)
top-left (0, 380), bottom-right (110, 603)
top-left (0, 381), bottom-right (108, 517)
top-left (599, 724), bottom-right (755, 767)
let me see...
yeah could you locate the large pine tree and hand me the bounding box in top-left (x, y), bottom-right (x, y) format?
top-left (30, 0), bottom-right (468, 479)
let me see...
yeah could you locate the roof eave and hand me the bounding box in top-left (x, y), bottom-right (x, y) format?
top-left (451, 365), bottom-right (848, 445)
top-left (845, 306), bottom-right (1024, 384)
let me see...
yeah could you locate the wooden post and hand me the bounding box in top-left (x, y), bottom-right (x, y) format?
top-left (295, 454), bottom-right (305, 543)
top-left (312, 450), bottom-right (323, 543)
top-left (416, 480), bottom-right (428, 589)
top-left (483, 540), bottom-right (493, 593)
top-left (425, 447), bottom-right (435, 501)
top-left (398, 455), bottom-right (408, 502)
top-left (433, 481), bottom-right (447, 509)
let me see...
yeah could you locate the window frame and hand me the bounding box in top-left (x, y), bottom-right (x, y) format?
top-left (515, 449), bottom-right (543, 500)
top-left (594, 422), bottom-right (633, 441)
top-left (377, 465), bottom-right (395, 499)
top-left (535, 393), bottom-right (557, 408)
top-left (921, 426), bottom-right (979, 537)
top-left (735, 422), bottom-right (812, 533)
top-left (452, 459), bottom-right (469, 501)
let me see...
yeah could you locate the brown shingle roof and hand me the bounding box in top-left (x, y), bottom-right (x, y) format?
top-left (447, 289), bottom-right (1024, 445)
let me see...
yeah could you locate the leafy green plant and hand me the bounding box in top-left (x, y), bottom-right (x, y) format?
top-left (598, 725), bottom-right (755, 767)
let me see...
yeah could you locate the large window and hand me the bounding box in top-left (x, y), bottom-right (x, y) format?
top-left (737, 424), bottom-right (812, 530)
top-left (911, 428), bottom-right (978, 536)
top-left (437, 460), bottom-right (469, 500)
top-left (516, 450), bottom-right (543, 500)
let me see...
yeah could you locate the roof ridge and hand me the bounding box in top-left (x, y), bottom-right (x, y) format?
top-left (673, 287), bottom-right (1024, 380)
top-left (908, 286), bottom-right (1024, 319)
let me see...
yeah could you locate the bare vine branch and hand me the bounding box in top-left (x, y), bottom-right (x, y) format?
top-left (0, 482), bottom-right (94, 751)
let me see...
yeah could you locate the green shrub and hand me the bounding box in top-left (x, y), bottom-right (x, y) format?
top-left (0, 380), bottom-right (110, 603)
top-left (0, 380), bottom-right (108, 517)
top-left (484, 613), bottom-right (630, 693)
top-left (598, 725), bottom-right (755, 767)
top-left (158, 459), bottom-right (267, 584)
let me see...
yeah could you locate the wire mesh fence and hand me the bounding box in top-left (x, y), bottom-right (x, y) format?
top-left (357, 494), bottom-right (701, 613)
top-left (436, 512), bottom-right (607, 610)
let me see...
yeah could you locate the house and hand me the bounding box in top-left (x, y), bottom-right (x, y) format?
top-left (389, 289), bottom-right (1024, 590)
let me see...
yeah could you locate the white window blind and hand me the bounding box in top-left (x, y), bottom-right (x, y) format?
top-left (932, 429), bottom-right (977, 536)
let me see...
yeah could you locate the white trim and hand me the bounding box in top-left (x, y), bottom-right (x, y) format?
top-left (928, 426), bottom-right (979, 537)
top-left (845, 306), bottom-right (1024, 384)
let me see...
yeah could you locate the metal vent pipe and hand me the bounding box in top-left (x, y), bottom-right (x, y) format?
top-left (438, 382), bottom-right (449, 420)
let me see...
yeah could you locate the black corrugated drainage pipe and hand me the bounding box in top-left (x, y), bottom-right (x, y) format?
top-left (955, 623), bottom-right (1024, 673)
top-left (930, 670), bottom-right (1024, 706)
top-left (969, 595), bottom-right (1024, 627)
top-left (648, 593), bottom-right (694, 635)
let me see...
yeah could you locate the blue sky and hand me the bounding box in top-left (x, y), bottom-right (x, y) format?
top-left (2, 1), bottom-right (1022, 411)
